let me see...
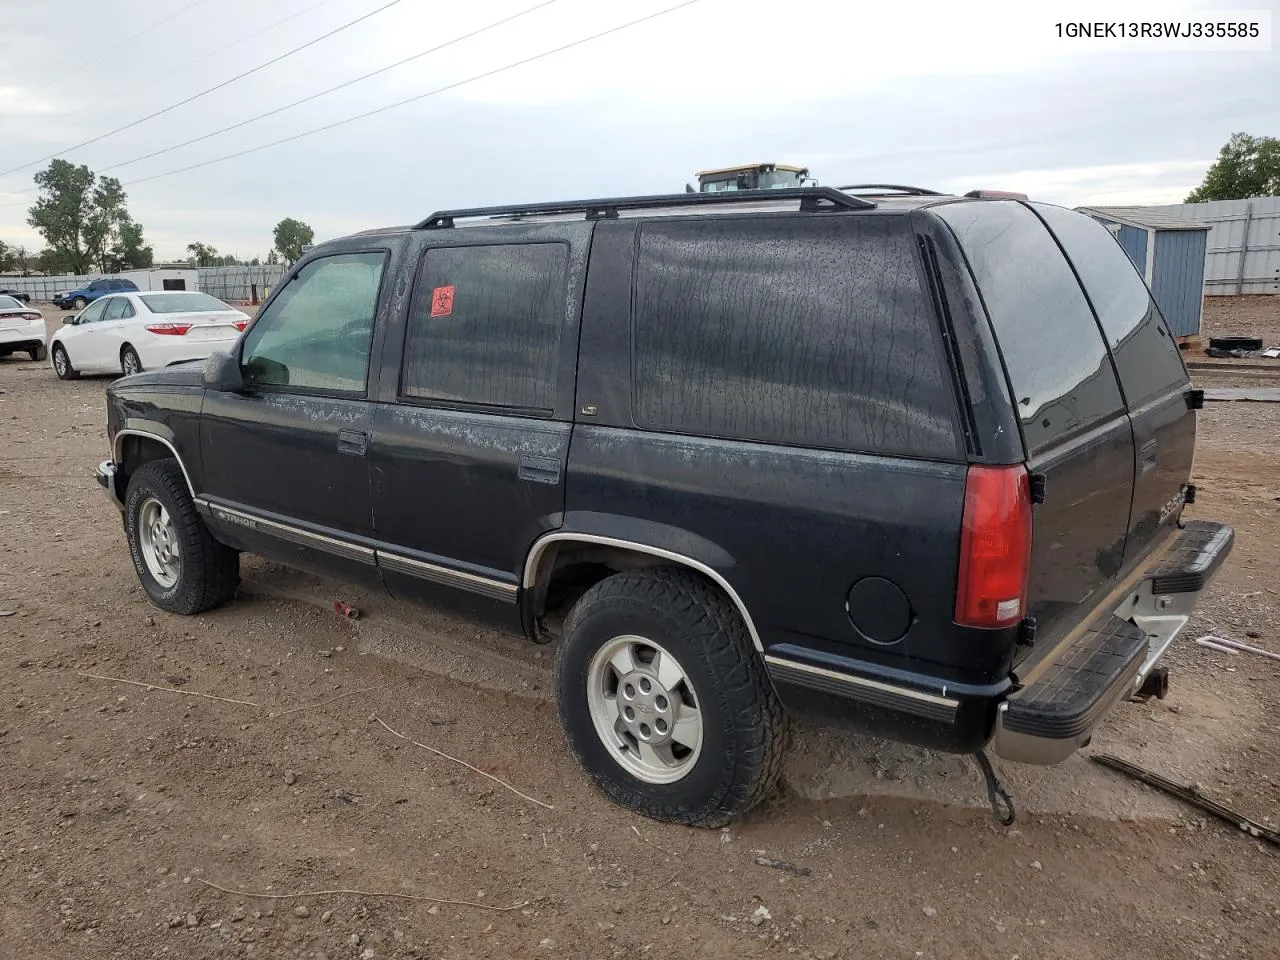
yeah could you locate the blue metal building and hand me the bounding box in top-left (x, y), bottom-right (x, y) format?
top-left (1076, 206), bottom-right (1211, 338)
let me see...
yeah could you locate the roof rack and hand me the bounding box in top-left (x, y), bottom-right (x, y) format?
top-left (837, 184), bottom-right (944, 196)
top-left (417, 187), bottom-right (875, 229)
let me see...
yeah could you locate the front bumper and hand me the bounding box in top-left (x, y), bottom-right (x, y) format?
top-left (993, 520), bottom-right (1234, 764)
top-left (97, 459), bottom-right (123, 510)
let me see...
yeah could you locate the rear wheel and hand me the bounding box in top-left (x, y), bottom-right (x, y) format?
top-left (124, 459), bottom-right (239, 614)
top-left (554, 568), bottom-right (787, 827)
top-left (51, 343), bottom-right (78, 380)
top-left (121, 345), bottom-right (142, 376)
top-left (29, 343), bottom-right (47, 362)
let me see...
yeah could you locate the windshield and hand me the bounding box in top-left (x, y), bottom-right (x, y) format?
top-left (0, 295), bottom-right (22, 309)
top-left (140, 293), bottom-right (235, 314)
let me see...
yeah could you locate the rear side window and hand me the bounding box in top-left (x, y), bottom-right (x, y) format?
top-left (402, 243), bottom-right (568, 412)
top-left (631, 216), bottom-right (960, 458)
top-left (933, 201), bottom-right (1125, 455)
top-left (1030, 203), bottom-right (1188, 408)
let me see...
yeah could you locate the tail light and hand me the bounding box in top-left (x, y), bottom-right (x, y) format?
top-left (21, 311), bottom-right (42, 321)
top-left (146, 322), bottom-right (193, 336)
top-left (954, 465), bottom-right (1032, 629)
top-left (233, 319), bottom-right (249, 331)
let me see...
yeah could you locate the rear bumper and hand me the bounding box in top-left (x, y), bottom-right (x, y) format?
top-left (992, 520), bottom-right (1234, 764)
top-left (97, 460), bottom-right (123, 511)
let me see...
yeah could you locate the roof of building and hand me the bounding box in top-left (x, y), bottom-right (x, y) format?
top-left (696, 163), bottom-right (808, 178)
top-left (1076, 205), bottom-right (1210, 231)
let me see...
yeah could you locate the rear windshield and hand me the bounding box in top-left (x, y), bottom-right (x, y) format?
top-left (140, 293), bottom-right (234, 314)
top-left (933, 200), bottom-right (1125, 454)
top-left (0, 295), bottom-right (22, 309)
top-left (1029, 203), bottom-right (1188, 409)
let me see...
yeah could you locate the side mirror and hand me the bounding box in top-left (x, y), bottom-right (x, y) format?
top-left (202, 350), bottom-right (244, 393)
top-left (63, 315), bottom-right (77, 325)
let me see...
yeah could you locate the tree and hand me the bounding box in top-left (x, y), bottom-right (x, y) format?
top-left (1186, 133), bottom-right (1280, 203)
top-left (27, 160), bottom-right (147, 274)
top-left (13, 244), bottom-right (38, 276)
top-left (273, 218), bottom-right (314, 264)
top-left (0, 241), bottom-right (15, 273)
top-left (186, 242), bottom-right (220, 267)
top-left (110, 221), bottom-right (153, 271)
top-left (265, 248), bottom-right (280, 266)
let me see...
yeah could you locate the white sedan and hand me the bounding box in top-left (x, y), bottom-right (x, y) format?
top-left (0, 294), bottom-right (47, 362)
top-left (48, 291), bottom-right (251, 379)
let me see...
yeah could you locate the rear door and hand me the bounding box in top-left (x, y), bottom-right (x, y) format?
top-left (368, 223), bottom-right (588, 621)
top-left (933, 201), bottom-right (1135, 651)
top-left (1031, 203), bottom-right (1195, 569)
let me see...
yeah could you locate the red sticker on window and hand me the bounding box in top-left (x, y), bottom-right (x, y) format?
top-left (430, 284), bottom-right (456, 318)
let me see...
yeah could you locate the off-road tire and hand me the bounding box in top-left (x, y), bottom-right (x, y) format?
top-left (124, 459), bottom-right (239, 615)
top-left (555, 567), bottom-right (787, 827)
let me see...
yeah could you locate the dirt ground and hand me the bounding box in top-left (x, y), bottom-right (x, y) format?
top-left (2, 301), bottom-right (1279, 960)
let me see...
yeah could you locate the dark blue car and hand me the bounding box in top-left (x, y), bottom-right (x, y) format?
top-left (53, 277), bottom-right (139, 310)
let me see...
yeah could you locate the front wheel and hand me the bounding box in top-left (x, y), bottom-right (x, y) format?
top-left (51, 343), bottom-right (78, 380)
top-left (72, 297), bottom-right (87, 309)
top-left (124, 459), bottom-right (239, 615)
top-left (554, 568), bottom-right (787, 827)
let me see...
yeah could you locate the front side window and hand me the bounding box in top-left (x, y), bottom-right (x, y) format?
top-left (78, 299), bottom-right (108, 324)
top-left (401, 243), bottom-right (568, 412)
top-left (240, 251), bottom-right (385, 393)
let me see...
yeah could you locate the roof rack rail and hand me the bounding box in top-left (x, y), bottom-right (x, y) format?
top-left (417, 187), bottom-right (875, 229)
top-left (837, 184), bottom-right (944, 196)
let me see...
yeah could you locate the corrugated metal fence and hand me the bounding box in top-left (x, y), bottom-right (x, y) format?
top-left (0, 265), bottom-right (288, 303)
top-left (1124, 197), bottom-right (1280, 295)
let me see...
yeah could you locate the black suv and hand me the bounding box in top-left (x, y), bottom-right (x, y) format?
top-left (96, 187), bottom-right (1232, 826)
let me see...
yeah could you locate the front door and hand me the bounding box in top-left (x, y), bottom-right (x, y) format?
top-left (199, 249), bottom-right (392, 583)
top-left (368, 227), bottom-right (587, 626)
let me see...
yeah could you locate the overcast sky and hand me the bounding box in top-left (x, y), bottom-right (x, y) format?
top-left (1, 0), bottom-right (1276, 263)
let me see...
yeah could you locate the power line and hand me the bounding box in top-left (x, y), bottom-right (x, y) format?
top-left (119, 0), bottom-right (704, 190)
top-left (37, 0), bottom-right (212, 94)
top-left (99, 0), bottom-right (559, 174)
top-left (75, 0), bottom-right (345, 119)
top-left (0, 0), bottom-right (409, 180)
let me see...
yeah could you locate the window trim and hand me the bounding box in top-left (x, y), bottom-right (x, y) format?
top-left (237, 248), bottom-right (391, 401)
top-left (395, 239), bottom-right (570, 418)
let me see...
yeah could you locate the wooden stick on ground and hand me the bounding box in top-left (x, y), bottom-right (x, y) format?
top-left (371, 714), bottom-right (553, 810)
top-left (77, 673), bottom-right (259, 708)
top-left (197, 878), bottom-right (525, 911)
top-left (1091, 754), bottom-right (1280, 846)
